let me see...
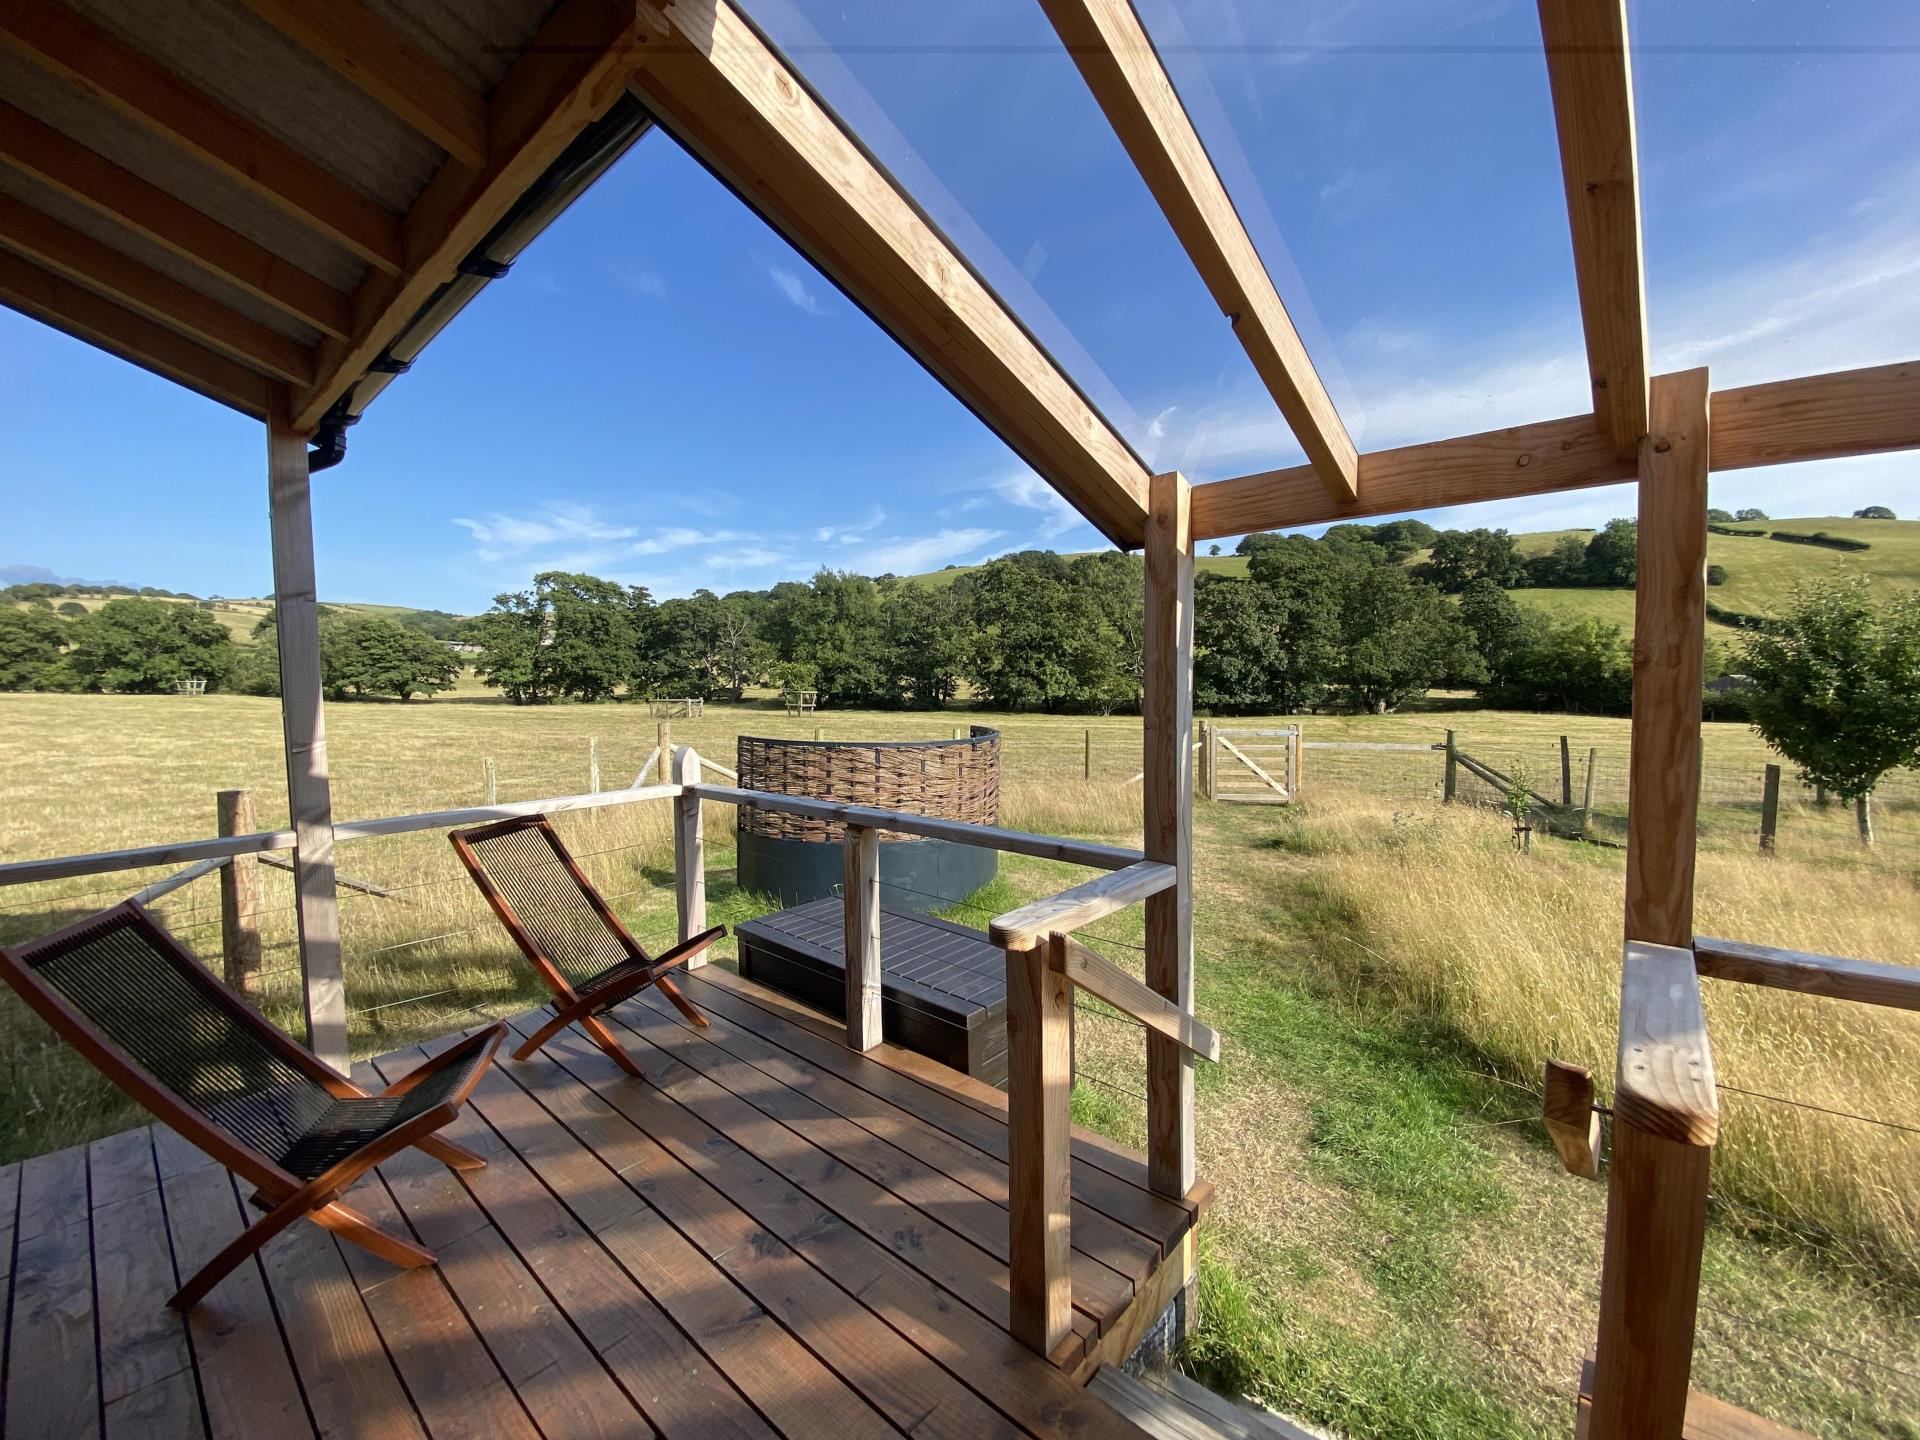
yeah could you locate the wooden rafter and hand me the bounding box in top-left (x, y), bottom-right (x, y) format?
top-left (230, 0), bottom-right (488, 169)
top-left (1539, 0), bottom-right (1648, 459)
top-left (1040, 0), bottom-right (1357, 504)
top-left (0, 246), bottom-right (278, 416)
top-left (628, 0), bottom-right (1152, 544)
top-left (0, 100), bottom-right (351, 338)
top-left (0, 192), bottom-right (314, 382)
top-left (292, 0), bottom-right (658, 431)
top-left (0, 2), bottom-right (402, 272)
top-left (1188, 358), bottom-right (1920, 540)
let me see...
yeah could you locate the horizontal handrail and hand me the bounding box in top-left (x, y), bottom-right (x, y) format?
top-left (690, 783), bottom-right (1143, 870)
top-left (1057, 935), bottom-right (1218, 1061)
top-left (1694, 935), bottom-right (1920, 1012)
top-left (1616, 940), bottom-right (1719, 1145)
top-left (128, 855), bottom-right (229, 906)
top-left (988, 860), bottom-right (1175, 947)
top-left (0, 782), bottom-right (685, 890)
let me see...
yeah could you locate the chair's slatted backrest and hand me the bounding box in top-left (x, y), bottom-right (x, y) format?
top-left (456, 820), bottom-right (635, 991)
top-left (15, 907), bottom-right (334, 1164)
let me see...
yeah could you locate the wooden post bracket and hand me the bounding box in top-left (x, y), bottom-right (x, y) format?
top-left (1542, 1058), bottom-right (1600, 1179)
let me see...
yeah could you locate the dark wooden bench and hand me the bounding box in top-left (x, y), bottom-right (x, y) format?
top-left (735, 898), bottom-right (1015, 1086)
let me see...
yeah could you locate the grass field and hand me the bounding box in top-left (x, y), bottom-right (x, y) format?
top-left (1, 689), bottom-right (1915, 1437)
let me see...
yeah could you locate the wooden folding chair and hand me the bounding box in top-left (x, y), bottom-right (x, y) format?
top-left (450, 814), bottom-right (722, 1075)
top-left (0, 901), bottom-right (504, 1311)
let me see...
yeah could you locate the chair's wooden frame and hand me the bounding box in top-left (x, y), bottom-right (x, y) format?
top-left (0, 900), bottom-right (504, 1310)
top-left (449, 814), bottom-right (722, 1076)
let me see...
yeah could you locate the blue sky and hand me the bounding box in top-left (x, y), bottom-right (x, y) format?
top-left (4, 0), bottom-right (1918, 613)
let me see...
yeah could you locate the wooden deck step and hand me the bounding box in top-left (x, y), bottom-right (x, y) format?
top-left (1576, 1358), bottom-right (1813, 1439)
top-left (1088, 1367), bottom-right (1326, 1440)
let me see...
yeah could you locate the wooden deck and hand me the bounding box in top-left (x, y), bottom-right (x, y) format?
top-left (0, 966), bottom-right (1208, 1439)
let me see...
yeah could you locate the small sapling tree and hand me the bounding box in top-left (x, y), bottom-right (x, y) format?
top-left (1742, 578), bottom-right (1920, 844)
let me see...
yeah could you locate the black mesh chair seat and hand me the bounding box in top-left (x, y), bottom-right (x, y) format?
top-left (276, 1043), bottom-right (489, 1180)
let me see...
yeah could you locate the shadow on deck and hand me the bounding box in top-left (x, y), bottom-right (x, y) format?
top-left (0, 967), bottom-right (1209, 1438)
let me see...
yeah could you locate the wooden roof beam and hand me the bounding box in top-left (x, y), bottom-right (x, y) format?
top-left (230, 0), bottom-right (488, 169)
top-left (0, 2), bottom-right (402, 272)
top-left (0, 100), bottom-right (351, 338)
top-left (1040, 0), bottom-right (1357, 505)
top-left (293, 0), bottom-right (659, 431)
top-left (0, 247), bottom-right (279, 417)
top-left (628, 0), bottom-right (1151, 545)
top-left (1539, 0), bottom-right (1649, 460)
top-left (1188, 358), bottom-right (1920, 539)
top-left (0, 192), bottom-right (315, 383)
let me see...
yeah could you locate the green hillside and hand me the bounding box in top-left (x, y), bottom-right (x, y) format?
top-left (908, 515), bottom-right (1920, 636)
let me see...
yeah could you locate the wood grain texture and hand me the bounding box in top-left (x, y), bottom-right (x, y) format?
top-left (987, 860), bottom-right (1176, 949)
top-left (1711, 360), bottom-right (1920, 471)
top-left (267, 405), bottom-right (348, 1071)
top-left (1061, 936), bottom-right (1219, 1062)
top-left (1541, 1059), bottom-right (1600, 1179)
top-left (0, 247), bottom-right (279, 418)
top-left (1615, 941), bottom-right (1718, 1146)
top-left (0, 2), bottom-right (401, 270)
top-left (232, 0), bottom-right (487, 166)
top-left (1625, 368), bottom-right (1710, 949)
top-left (295, 0), bottom-right (654, 428)
top-left (0, 99), bottom-right (351, 337)
top-left (1143, 470), bottom-right (1196, 1201)
top-left (1004, 937), bottom-right (1074, 1358)
top-left (1576, 1357), bottom-right (1814, 1440)
top-left (842, 824), bottom-right (882, 1050)
top-left (629, 0), bottom-right (1151, 544)
top-left (1694, 936), bottom-right (1920, 1013)
top-left (1039, 0), bottom-right (1355, 501)
top-left (1538, 0), bottom-right (1648, 457)
top-left (671, 745), bottom-right (707, 954)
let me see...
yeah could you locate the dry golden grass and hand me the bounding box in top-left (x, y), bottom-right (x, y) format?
top-left (1300, 792), bottom-right (1920, 1258)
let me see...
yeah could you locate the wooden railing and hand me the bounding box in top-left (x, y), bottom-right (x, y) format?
top-left (1553, 934), bottom-right (1920, 1437)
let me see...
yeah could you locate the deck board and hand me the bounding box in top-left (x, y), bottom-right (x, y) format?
top-left (0, 971), bottom-right (1202, 1439)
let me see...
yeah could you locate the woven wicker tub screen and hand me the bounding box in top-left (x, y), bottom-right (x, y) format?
top-left (735, 728), bottom-right (1000, 843)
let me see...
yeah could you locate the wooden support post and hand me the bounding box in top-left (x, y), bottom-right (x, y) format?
top-left (842, 824), bottom-right (882, 1051)
top-left (1084, 727), bottom-right (1092, 780)
top-left (1005, 934), bottom-right (1072, 1357)
top-left (1197, 721), bottom-right (1212, 801)
top-left (1591, 367), bottom-right (1712, 1440)
top-left (589, 736), bottom-right (601, 794)
top-left (1561, 734), bottom-right (1574, 807)
top-left (1290, 725), bottom-right (1303, 797)
top-left (1444, 730), bottom-right (1458, 803)
top-left (216, 788), bottom-right (261, 996)
top-left (266, 405), bottom-right (347, 1072)
top-left (657, 721), bottom-right (672, 779)
top-left (815, 725), bottom-right (824, 741)
top-left (671, 747), bottom-right (706, 958)
top-left (483, 756), bottom-right (496, 805)
top-left (1583, 746), bottom-right (1599, 833)
top-left (1814, 781), bottom-right (1828, 807)
top-left (1142, 470), bottom-right (1196, 1200)
top-left (1759, 763), bottom-right (1780, 854)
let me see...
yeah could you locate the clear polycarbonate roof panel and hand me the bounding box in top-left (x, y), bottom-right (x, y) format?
top-left (732, 0), bottom-right (1328, 481)
top-left (1630, 0), bottom-right (1920, 388)
top-left (738, 0), bottom-right (1593, 484)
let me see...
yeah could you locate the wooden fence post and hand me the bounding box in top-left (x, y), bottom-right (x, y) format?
top-left (1443, 730), bottom-right (1458, 803)
top-left (217, 788), bottom-right (261, 996)
top-left (843, 824), bottom-right (882, 1050)
top-left (657, 720), bottom-right (672, 779)
top-left (1143, 470), bottom-right (1195, 1202)
top-left (267, 402), bottom-right (346, 1072)
top-left (1290, 725), bottom-right (1303, 797)
top-left (1561, 735), bottom-right (1574, 807)
top-left (1005, 933), bottom-right (1071, 1357)
top-left (1759, 764), bottom-right (1780, 854)
top-left (589, 736), bottom-right (601, 794)
top-left (1583, 747), bottom-right (1599, 835)
top-left (671, 747), bottom-right (706, 958)
top-left (483, 756), bottom-right (496, 804)
top-left (1084, 727), bottom-right (1092, 780)
top-left (1590, 367), bottom-right (1714, 1440)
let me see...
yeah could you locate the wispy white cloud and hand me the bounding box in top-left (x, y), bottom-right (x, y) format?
top-left (991, 471), bottom-right (1084, 542)
top-left (851, 528), bottom-right (1004, 575)
top-left (609, 260), bottom-right (667, 300)
top-left (766, 262), bottom-right (825, 315)
top-left (452, 502), bottom-right (637, 562)
top-left (718, 546), bottom-right (791, 569)
top-left (815, 506), bottom-right (886, 544)
top-left (628, 527), bottom-right (748, 557)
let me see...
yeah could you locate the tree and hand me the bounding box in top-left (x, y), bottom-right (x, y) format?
top-left (1706, 564), bottom-right (1728, 587)
top-left (1493, 618), bottom-right (1634, 713)
top-left (1525, 534), bottom-right (1591, 588)
top-left (1734, 507), bottom-right (1769, 522)
top-left (878, 579), bottom-right (967, 707)
top-left (1459, 578), bottom-right (1545, 690)
top-left (1207, 543), bottom-right (1221, 557)
top-left (1742, 578), bottom-right (1920, 843)
top-left (1855, 505), bottom-right (1897, 520)
top-left (1582, 518), bottom-right (1638, 587)
top-left (63, 598), bottom-right (234, 692)
top-left (1707, 507), bottom-right (1736, 523)
top-left (56, 601), bottom-right (87, 617)
top-left (0, 607), bottom-right (68, 689)
top-left (471, 572), bottom-right (647, 703)
top-left (1416, 527), bottom-right (1526, 592)
top-left (1195, 538), bottom-right (1343, 714)
top-left (320, 615), bottom-right (459, 700)
top-left (1370, 518), bottom-right (1439, 560)
top-left (1330, 562), bottom-right (1482, 711)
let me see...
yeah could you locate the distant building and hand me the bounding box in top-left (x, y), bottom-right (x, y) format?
top-left (1706, 673), bottom-right (1755, 693)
